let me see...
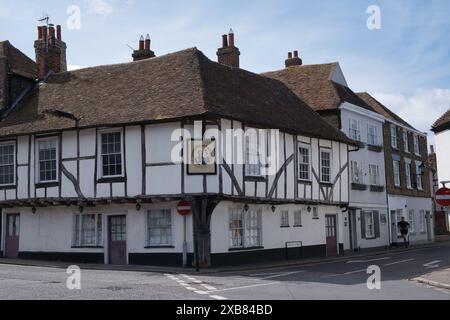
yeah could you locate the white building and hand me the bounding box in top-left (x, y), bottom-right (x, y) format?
top-left (432, 109), bottom-right (450, 234)
top-left (0, 29), bottom-right (356, 267)
top-left (264, 58), bottom-right (390, 251)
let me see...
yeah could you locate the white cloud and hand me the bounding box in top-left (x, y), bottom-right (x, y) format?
top-left (86, 0), bottom-right (114, 16)
top-left (373, 88), bottom-right (450, 146)
top-left (68, 65), bottom-right (86, 71)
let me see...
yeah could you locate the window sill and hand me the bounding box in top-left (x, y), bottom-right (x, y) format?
top-left (370, 185), bottom-right (385, 192)
top-left (293, 225), bottom-right (303, 228)
top-left (351, 183), bottom-right (367, 191)
top-left (280, 226), bottom-right (290, 228)
top-left (244, 176), bottom-right (266, 182)
top-left (145, 246), bottom-right (175, 249)
top-left (367, 144), bottom-right (383, 153)
top-left (320, 182), bottom-right (333, 186)
top-left (71, 246), bottom-right (104, 249)
top-left (298, 180), bottom-right (312, 184)
top-left (0, 185), bottom-right (16, 190)
top-left (229, 246), bottom-right (264, 252)
top-left (36, 182), bottom-right (60, 189)
top-left (97, 177), bottom-right (126, 184)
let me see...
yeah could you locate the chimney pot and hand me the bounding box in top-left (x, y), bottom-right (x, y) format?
top-left (294, 50), bottom-right (298, 58)
top-left (288, 52), bottom-right (292, 59)
top-left (145, 34), bottom-right (151, 51)
top-left (139, 35), bottom-right (145, 50)
top-left (38, 26), bottom-right (43, 40)
top-left (56, 25), bottom-right (62, 40)
top-left (222, 34), bottom-right (228, 48)
top-left (228, 31), bottom-right (235, 47)
top-left (285, 50), bottom-right (302, 68)
top-left (42, 26), bottom-right (48, 39)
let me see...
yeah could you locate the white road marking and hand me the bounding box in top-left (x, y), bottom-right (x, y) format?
top-left (210, 295), bottom-right (228, 300)
top-left (260, 270), bottom-right (305, 280)
top-left (347, 257), bottom-right (390, 264)
top-left (186, 287), bottom-right (197, 291)
top-left (201, 284), bottom-right (217, 291)
top-left (343, 268), bottom-right (367, 275)
top-left (194, 290), bottom-right (209, 295)
top-left (423, 260), bottom-right (441, 269)
top-left (384, 259), bottom-right (414, 266)
top-left (210, 282), bottom-right (279, 293)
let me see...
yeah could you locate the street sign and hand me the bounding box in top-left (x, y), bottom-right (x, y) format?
top-left (436, 188), bottom-right (450, 207)
top-left (177, 200), bottom-right (192, 216)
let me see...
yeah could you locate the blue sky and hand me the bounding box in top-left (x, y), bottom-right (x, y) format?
top-left (1, 0), bottom-right (449, 142)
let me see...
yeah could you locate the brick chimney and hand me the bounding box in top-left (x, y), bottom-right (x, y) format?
top-left (34, 24), bottom-right (67, 80)
top-left (217, 29), bottom-right (240, 68)
top-left (285, 50), bottom-right (302, 68)
top-left (132, 34), bottom-right (155, 61)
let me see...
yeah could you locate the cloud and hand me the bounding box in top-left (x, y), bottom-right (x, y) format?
top-left (86, 0), bottom-right (114, 16)
top-left (68, 65), bottom-right (86, 71)
top-left (373, 88), bottom-right (450, 145)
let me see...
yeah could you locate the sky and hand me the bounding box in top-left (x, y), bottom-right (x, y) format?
top-left (0, 0), bottom-right (449, 145)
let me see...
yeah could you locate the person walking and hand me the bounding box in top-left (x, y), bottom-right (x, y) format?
top-left (397, 217), bottom-right (410, 248)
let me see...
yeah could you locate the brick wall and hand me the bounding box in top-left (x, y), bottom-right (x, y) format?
top-left (383, 122), bottom-right (431, 198)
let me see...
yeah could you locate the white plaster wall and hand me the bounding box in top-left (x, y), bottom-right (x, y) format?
top-left (388, 195), bottom-right (434, 244)
top-left (435, 130), bottom-right (450, 183)
top-left (210, 201), bottom-right (343, 254)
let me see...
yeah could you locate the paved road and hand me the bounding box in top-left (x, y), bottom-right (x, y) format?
top-left (0, 244), bottom-right (449, 300)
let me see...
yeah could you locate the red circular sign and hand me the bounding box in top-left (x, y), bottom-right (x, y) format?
top-left (177, 200), bottom-right (192, 216)
top-left (436, 188), bottom-right (450, 207)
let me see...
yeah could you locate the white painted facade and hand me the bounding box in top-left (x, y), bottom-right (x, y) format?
top-left (338, 102), bottom-right (389, 250)
top-left (0, 117), bottom-right (351, 266)
top-left (435, 129), bottom-right (450, 184)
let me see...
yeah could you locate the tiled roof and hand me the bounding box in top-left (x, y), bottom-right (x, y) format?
top-left (432, 108), bottom-right (450, 133)
top-left (0, 48), bottom-right (355, 145)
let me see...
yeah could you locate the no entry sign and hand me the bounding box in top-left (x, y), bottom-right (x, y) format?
top-left (177, 200), bottom-right (192, 216)
top-left (436, 188), bottom-right (450, 207)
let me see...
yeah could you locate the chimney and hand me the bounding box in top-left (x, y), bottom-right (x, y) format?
top-left (217, 29), bottom-right (240, 68)
top-left (285, 50), bottom-right (302, 68)
top-left (132, 34), bottom-right (155, 61)
top-left (34, 24), bottom-right (67, 80)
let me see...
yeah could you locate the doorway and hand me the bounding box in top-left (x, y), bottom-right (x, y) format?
top-left (348, 210), bottom-right (358, 251)
top-left (390, 210), bottom-right (398, 246)
top-left (108, 215), bottom-right (127, 265)
top-left (325, 215), bottom-right (338, 256)
top-left (5, 214), bottom-right (20, 258)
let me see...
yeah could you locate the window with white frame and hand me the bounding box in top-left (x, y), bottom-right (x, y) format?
top-left (229, 208), bottom-right (261, 249)
top-left (351, 161), bottom-right (363, 184)
top-left (73, 214), bottom-right (103, 247)
top-left (393, 160), bottom-right (401, 187)
top-left (408, 210), bottom-right (415, 233)
top-left (294, 210), bottom-right (302, 227)
top-left (0, 143), bottom-right (15, 186)
top-left (403, 131), bottom-right (409, 153)
top-left (147, 209), bottom-right (172, 246)
top-left (281, 211), bottom-right (290, 227)
top-left (244, 134), bottom-right (262, 177)
top-left (298, 144), bottom-right (311, 181)
top-left (369, 164), bottom-right (380, 186)
top-left (367, 124), bottom-right (378, 146)
top-left (349, 118), bottom-right (361, 141)
top-left (320, 149), bottom-right (331, 183)
top-left (100, 131), bottom-right (123, 178)
top-left (413, 135), bottom-right (420, 155)
top-left (416, 162), bottom-right (423, 190)
top-left (405, 161), bottom-right (412, 189)
top-left (364, 211), bottom-right (375, 239)
top-left (391, 126), bottom-right (398, 149)
top-left (419, 210), bottom-right (426, 233)
top-left (37, 138), bottom-right (58, 183)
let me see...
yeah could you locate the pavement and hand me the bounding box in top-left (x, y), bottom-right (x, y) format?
top-left (0, 242), bottom-right (449, 300)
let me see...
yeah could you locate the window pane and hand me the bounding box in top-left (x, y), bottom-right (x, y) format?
top-left (101, 132), bottom-right (123, 177)
top-left (0, 144), bottom-right (15, 185)
top-left (38, 139), bottom-right (57, 182)
top-left (148, 209), bottom-right (172, 246)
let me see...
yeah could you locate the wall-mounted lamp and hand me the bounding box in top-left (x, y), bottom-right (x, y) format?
top-left (244, 204), bottom-right (249, 212)
top-left (78, 205), bottom-right (84, 213)
top-left (271, 205), bottom-right (276, 213)
top-left (136, 203), bottom-right (142, 211)
top-left (31, 206), bottom-right (37, 214)
top-left (307, 206), bottom-right (312, 214)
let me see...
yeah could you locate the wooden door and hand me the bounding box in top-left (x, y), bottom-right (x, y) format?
top-left (108, 215), bottom-right (127, 265)
top-left (5, 214), bottom-right (20, 258)
top-left (325, 215), bottom-right (338, 256)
